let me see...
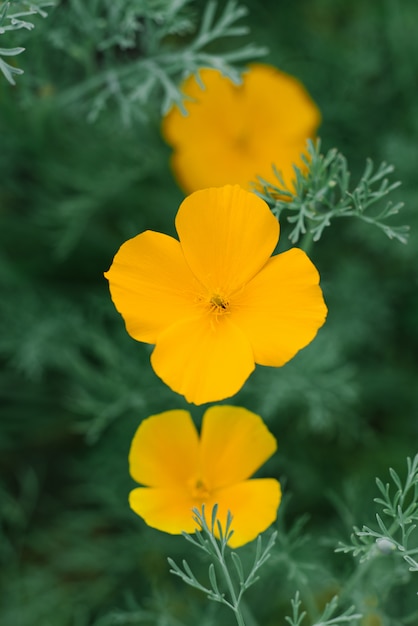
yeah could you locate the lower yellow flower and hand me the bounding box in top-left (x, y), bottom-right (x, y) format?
top-left (162, 63), bottom-right (321, 193)
top-left (128, 406), bottom-right (281, 548)
top-left (105, 185), bottom-right (327, 405)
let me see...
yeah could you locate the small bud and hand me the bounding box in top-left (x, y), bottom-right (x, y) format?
top-left (376, 537), bottom-right (396, 554)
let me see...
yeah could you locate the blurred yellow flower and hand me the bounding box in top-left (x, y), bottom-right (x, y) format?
top-left (105, 185), bottom-right (327, 405)
top-left (162, 63), bottom-right (321, 193)
top-left (128, 405), bottom-right (281, 548)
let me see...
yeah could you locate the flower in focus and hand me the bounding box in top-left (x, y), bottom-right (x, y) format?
top-left (128, 405), bottom-right (281, 548)
top-left (162, 63), bottom-right (321, 193)
top-left (105, 185), bottom-right (327, 405)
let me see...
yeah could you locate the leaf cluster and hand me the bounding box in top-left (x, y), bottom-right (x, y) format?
top-left (49, 0), bottom-right (267, 123)
top-left (256, 139), bottom-right (409, 246)
top-left (0, 0), bottom-right (54, 83)
top-left (285, 592), bottom-right (361, 626)
top-left (338, 454), bottom-right (418, 576)
top-left (168, 505), bottom-right (276, 625)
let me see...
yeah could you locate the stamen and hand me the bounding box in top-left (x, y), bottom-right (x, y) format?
top-left (209, 293), bottom-right (229, 313)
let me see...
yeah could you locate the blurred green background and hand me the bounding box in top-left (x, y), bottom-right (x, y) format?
top-left (1, 1), bottom-right (417, 624)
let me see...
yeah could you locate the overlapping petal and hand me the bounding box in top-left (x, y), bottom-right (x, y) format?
top-left (211, 479), bottom-right (281, 548)
top-left (130, 478), bottom-right (281, 548)
top-left (162, 68), bottom-right (242, 146)
top-left (104, 231), bottom-right (201, 344)
top-left (150, 314), bottom-right (255, 405)
top-left (162, 64), bottom-right (321, 193)
top-left (168, 143), bottom-right (258, 192)
top-left (199, 406), bottom-right (277, 490)
top-left (175, 185), bottom-right (279, 294)
top-left (129, 486), bottom-right (199, 535)
top-left (232, 248), bottom-right (328, 366)
top-left (244, 64), bottom-right (320, 139)
top-left (129, 410), bottom-right (199, 487)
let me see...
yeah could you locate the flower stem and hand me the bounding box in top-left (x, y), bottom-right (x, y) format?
top-left (299, 229), bottom-right (314, 255)
top-left (212, 541), bottom-right (246, 626)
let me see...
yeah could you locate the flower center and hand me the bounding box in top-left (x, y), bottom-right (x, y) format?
top-left (233, 130), bottom-right (251, 153)
top-left (209, 293), bottom-right (230, 314)
top-left (190, 479), bottom-right (211, 501)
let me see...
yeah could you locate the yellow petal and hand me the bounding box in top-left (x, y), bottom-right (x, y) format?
top-left (129, 410), bottom-right (199, 487)
top-left (242, 65), bottom-right (320, 190)
top-left (199, 406), bottom-right (277, 490)
top-left (175, 185), bottom-right (279, 294)
top-left (151, 313), bottom-right (255, 405)
top-left (163, 66), bottom-right (259, 192)
top-left (169, 144), bottom-right (253, 193)
top-left (130, 479), bottom-right (281, 548)
top-left (162, 64), bottom-right (320, 193)
top-left (245, 64), bottom-right (320, 140)
top-left (211, 479), bottom-right (281, 548)
top-left (104, 230), bottom-right (201, 344)
top-left (129, 486), bottom-right (201, 535)
top-left (168, 131), bottom-right (310, 193)
top-left (233, 248), bottom-right (327, 366)
top-left (250, 139), bottom-right (312, 191)
top-left (162, 68), bottom-right (241, 146)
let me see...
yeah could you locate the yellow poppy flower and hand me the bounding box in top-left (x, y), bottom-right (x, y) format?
top-left (105, 185), bottom-right (327, 405)
top-left (128, 405), bottom-right (281, 548)
top-left (162, 63), bottom-right (321, 193)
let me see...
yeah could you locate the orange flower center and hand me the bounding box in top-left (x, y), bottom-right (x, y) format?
top-left (209, 293), bottom-right (230, 315)
top-left (190, 478), bottom-right (211, 501)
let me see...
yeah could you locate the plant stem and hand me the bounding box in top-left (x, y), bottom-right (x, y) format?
top-left (299, 229), bottom-right (314, 255)
top-left (213, 543), bottom-right (246, 626)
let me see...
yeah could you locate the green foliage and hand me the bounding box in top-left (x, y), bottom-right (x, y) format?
top-left (256, 139), bottom-right (409, 246)
top-left (168, 506), bottom-right (277, 625)
top-left (0, 44), bottom-right (25, 83)
top-left (50, 0), bottom-right (267, 123)
top-left (285, 592), bottom-right (361, 626)
top-left (0, 0), bottom-right (54, 83)
top-left (338, 455), bottom-right (418, 575)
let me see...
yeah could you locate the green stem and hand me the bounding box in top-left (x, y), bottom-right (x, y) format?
top-left (299, 229), bottom-right (314, 255)
top-left (221, 560), bottom-right (245, 626)
top-left (233, 607), bottom-right (246, 626)
top-left (214, 546), bottom-right (246, 626)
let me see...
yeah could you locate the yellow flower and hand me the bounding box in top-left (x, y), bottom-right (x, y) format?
top-left (128, 405), bottom-right (281, 548)
top-left (162, 63), bottom-right (321, 193)
top-left (105, 185), bottom-right (327, 405)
